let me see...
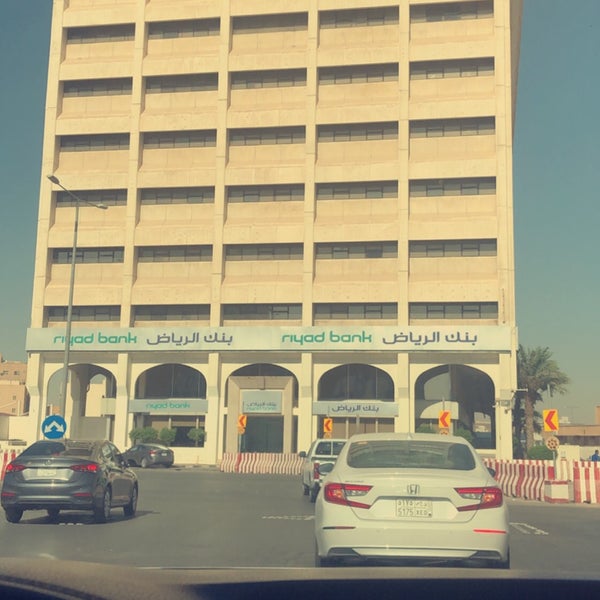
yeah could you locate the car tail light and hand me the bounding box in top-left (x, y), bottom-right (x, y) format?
top-left (455, 486), bottom-right (503, 511)
top-left (5, 463), bottom-right (26, 473)
top-left (323, 483), bottom-right (373, 509)
top-left (149, 450), bottom-right (157, 456)
top-left (70, 463), bottom-right (99, 473)
top-left (313, 462), bottom-right (321, 481)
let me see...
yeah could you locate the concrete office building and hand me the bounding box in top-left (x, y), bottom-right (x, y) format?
top-left (24, 0), bottom-right (522, 462)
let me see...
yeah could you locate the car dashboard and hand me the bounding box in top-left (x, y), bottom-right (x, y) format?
top-left (0, 559), bottom-right (598, 600)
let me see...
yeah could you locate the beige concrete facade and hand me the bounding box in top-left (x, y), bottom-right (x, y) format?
top-left (24, 0), bottom-right (522, 461)
top-left (0, 356), bottom-right (29, 417)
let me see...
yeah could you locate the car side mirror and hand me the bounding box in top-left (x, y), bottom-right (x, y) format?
top-left (299, 451), bottom-right (307, 458)
top-left (487, 467), bottom-right (497, 478)
top-left (317, 462), bottom-right (334, 476)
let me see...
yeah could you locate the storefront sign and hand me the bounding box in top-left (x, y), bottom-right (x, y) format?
top-left (241, 390), bottom-right (283, 414)
top-left (313, 401), bottom-right (399, 417)
top-left (27, 325), bottom-right (513, 353)
top-left (129, 398), bottom-right (208, 415)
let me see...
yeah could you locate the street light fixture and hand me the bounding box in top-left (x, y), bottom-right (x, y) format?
top-left (46, 175), bottom-right (108, 417)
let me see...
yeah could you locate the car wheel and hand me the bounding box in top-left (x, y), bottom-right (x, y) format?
top-left (123, 485), bottom-right (138, 517)
top-left (5, 508), bottom-right (23, 524)
top-left (47, 508), bottom-right (60, 521)
top-left (93, 488), bottom-right (112, 523)
top-left (140, 457), bottom-right (150, 469)
top-left (302, 484), bottom-right (309, 496)
top-left (309, 485), bottom-right (319, 503)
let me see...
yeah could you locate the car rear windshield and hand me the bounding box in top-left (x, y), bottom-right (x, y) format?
top-left (18, 440), bottom-right (94, 459)
top-left (315, 441), bottom-right (345, 456)
top-left (19, 441), bottom-right (66, 457)
top-left (346, 440), bottom-right (476, 470)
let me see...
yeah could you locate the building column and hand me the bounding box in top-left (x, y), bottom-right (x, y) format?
top-left (113, 353), bottom-right (130, 449)
top-left (396, 353), bottom-right (411, 432)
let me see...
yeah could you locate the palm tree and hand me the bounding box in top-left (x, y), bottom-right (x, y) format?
top-left (516, 345), bottom-right (569, 452)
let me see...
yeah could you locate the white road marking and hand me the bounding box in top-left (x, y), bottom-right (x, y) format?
top-left (262, 515), bottom-right (314, 521)
top-left (510, 522), bottom-right (549, 535)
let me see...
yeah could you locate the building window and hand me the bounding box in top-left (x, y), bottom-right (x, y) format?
top-left (137, 246), bottom-right (212, 262)
top-left (410, 117), bottom-right (494, 138)
top-left (147, 19), bottom-right (219, 39)
top-left (316, 181), bottom-right (397, 199)
top-left (319, 63), bottom-right (398, 85)
top-left (227, 185), bottom-right (304, 203)
top-left (225, 244), bottom-right (303, 260)
top-left (318, 122), bottom-right (398, 142)
top-left (143, 131), bottom-right (216, 149)
top-left (314, 303), bottom-right (397, 320)
top-left (47, 306), bottom-right (121, 322)
top-left (56, 189), bottom-right (127, 207)
top-left (410, 1), bottom-right (493, 23)
top-left (60, 134), bottom-right (130, 151)
top-left (230, 69), bottom-right (306, 89)
top-left (409, 178), bottom-right (495, 197)
top-left (66, 24), bottom-right (135, 43)
top-left (232, 13), bottom-right (308, 33)
top-left (63, 78), bottom-right (132, 97)
top-left (229, 127), bottom-right (305, 146)
top-left (52, 248), bottom-right (124, 264)
top-left (409, 239), bottom-right (497, 257)
top-left (145, 74), bottom-right (218, 93)
top-left (133, 305), bottom-right (210, 321)
top-left (320, 6), bottom-right (399, 28)
top-left (316, 242), bottom-right (398, 259)
top-left (222, 304), bottom-right (302, 320)
top-left (410, 58), bottom-right (494, 80)
top-left (409, 303), bottom-right (498, 320)
top-left (140, 187), bottom-right (214, 205)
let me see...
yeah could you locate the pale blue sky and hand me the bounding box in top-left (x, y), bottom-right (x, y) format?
top-left (1, 2), bottom-right (598, 422)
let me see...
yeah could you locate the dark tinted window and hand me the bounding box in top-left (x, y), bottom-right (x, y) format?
top-left (19, 441), bottom-right (66, 457)
top-left (347, 440), bottom-right (476, 470)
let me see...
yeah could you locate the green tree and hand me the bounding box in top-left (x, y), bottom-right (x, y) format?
top-left (516, 345), bottom-right (569, 452)
top-left (159, 427), bottom-right (177, 446)
top-left (187, 428), bottom-right (206, 447)
top-left (129, 426), bottom-right (159, 444)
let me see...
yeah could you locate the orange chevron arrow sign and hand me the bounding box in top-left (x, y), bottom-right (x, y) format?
top-left (543, 409), bottom-right (559, 432)
top-left (438, 410), bottom-right (451, 429)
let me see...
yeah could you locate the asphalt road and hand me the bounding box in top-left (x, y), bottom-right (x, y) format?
top-left (0, 468), bottom-right (598, 573)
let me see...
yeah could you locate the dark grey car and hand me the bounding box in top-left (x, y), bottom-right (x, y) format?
top-left (1, 439), bottom-right (138, 524)
top-left (123, 443), bottom-right (174, 468)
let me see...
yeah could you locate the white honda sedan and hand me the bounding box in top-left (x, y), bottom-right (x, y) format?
top-left (315, 432), bottom-right (509, 568)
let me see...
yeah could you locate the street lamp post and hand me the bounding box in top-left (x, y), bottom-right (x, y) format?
top-left (46, 175), bottom-right (108, 417)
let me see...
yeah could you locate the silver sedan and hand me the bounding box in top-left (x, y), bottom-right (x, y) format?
top-left (315, 432), bottom-right (509, 568)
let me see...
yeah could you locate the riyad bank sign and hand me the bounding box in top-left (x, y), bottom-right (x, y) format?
top-left (27, 325), bottom-right (513, 352)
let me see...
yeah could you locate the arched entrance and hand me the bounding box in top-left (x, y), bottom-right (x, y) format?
top-left (133, 364), bottom-right (207, 447)
top-left (317, 363), bottom-right (396, 438)
top-left (226, 364), bottom-right (298, 453)
top-left (414, 364), bottom-right (495, 449)
top-left (46, 364), bottom-right (117, 440)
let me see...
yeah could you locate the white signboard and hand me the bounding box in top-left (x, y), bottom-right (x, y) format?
top-left (241, 390), bottom-right (283, 414)
top-left (27, 326), bottom-right (513, 353)
top-left (313, 401), bottom-right (399, 417)
top-left (129, 398), bottom-right (208, 414)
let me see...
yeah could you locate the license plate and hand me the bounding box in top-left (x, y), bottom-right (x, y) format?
top-left (396, 499), bottom-right (432, 518)
top-left (160, 452), bottom-right (168, 456)
top-left (37, 468), bottom-right (57, 478)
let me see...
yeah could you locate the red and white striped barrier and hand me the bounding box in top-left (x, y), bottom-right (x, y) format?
top-left (484, 458), bottom-right (552, 501)
top-left (1, 450), bottom-right (17, 480)
top-left (572, 461), bottom-right (600, 504)
top-left (218, 452), bottom-right (304, 475)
